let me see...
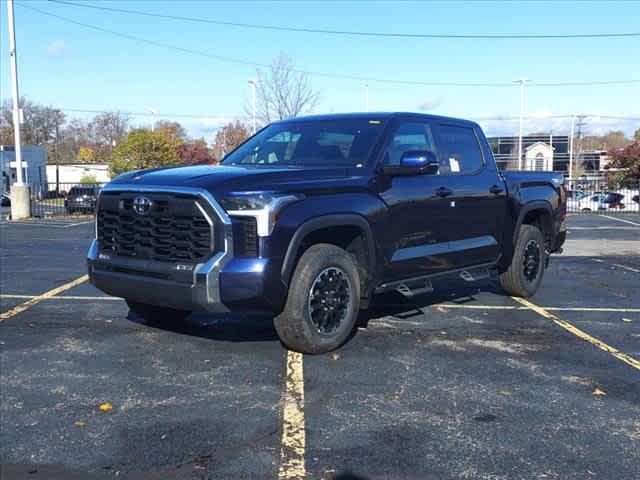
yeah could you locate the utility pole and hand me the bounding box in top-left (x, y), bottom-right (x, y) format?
top-left (513, 78), bottom-right (528, 170)
top-left (6, 0), bottom-right (30, 219)
top-left (248, 79), bottom-right (258, 134)
top-left (574, 115), bottom-right (588, 177)
top-left (365, 84), bottom-right (369, 113)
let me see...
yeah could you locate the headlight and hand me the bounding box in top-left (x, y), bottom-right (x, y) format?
top-left (220, 193), bottom-right (303, 236)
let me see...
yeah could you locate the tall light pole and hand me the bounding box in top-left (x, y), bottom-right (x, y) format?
top-left (6, 0), bottom-right (30, 219)
top-left (568, 114), bottom-right (576, 179)
top-left (365, 84), bottom-right (369, 112)
top-left (248, 79), bottom-right (258, 134)
top-left (513, 78), bottom-right (528, 170)
top-left (147, 108), bottom-right (156, 132)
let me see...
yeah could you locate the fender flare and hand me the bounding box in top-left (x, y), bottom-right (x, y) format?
top-left (513, 200), bottom-right (553, 245)
top-left (281, 214), bottom-right (376, 288)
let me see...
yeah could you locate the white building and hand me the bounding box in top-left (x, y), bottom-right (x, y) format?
top-left (525, 142), bottom-right (554, 171)
top-left (46, 163), bottom-right (111, 186)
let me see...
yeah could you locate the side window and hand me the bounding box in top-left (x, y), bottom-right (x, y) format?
top-left (435, 124), bottom-right (484, 174)
top-left (384, 122), bottom-right (435, 166)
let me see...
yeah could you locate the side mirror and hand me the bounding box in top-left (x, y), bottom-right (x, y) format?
top-left (383, 150), bottom-right (439, 176)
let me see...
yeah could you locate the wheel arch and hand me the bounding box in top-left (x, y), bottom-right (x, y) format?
top-left (281, 214), bottom-right (377, 296)
top-left (514, 201), bottom-right (553, 247)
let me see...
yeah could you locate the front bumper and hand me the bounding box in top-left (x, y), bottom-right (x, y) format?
top-left (88, 239), bottom-right (230, 312)
top-left (88, 240), bottom-right (287, 313)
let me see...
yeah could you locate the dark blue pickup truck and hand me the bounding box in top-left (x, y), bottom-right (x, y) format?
top-left (88, 113), bottom-right (566, 353)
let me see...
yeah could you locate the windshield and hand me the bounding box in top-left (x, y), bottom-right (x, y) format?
top-left (222, 119), bottom-right (385, 167)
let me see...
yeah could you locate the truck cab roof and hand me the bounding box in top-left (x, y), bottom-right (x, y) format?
top-left (271, 112), bottom-right (479, 128)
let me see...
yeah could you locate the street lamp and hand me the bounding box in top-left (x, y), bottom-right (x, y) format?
top-left (146, 108), bottom-right (156, 132)
top-left (248, 79), bottom-right (258, 134)
top-left (6, 0), bottom-right (31, 219)
top-left (513, 78), bottom-right (529, 170)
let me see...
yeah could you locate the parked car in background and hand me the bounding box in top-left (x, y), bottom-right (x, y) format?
top-left (566, 191), bottom-right (590, 212)
top-left (1, 192), bottom-right (10, 207)
top-left (575, 192), bottom-right (605, 211)
top-left (614, 190), bottom-right (640, 212)
top-left (65, 186), bottom-right (100, 214)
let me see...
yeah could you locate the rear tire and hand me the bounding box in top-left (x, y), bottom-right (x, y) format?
top-left (125, 300), bottom-right (190, 325)
top-left (499, 224), bottom-right (546, 298)
top-left (274, 244), bottom-right (361, 354)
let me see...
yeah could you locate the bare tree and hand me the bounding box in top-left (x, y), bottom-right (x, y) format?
top-left (90, 112), bottom-right (131, 158)
top-left (252, 53), bottom-right (319, 125)
top-left (212, 121), bottom-right (250, 160)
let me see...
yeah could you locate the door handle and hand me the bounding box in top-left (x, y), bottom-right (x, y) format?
top-left (489, 185), bottom-right (504, 195)
top-left (436, 186), bottom-right (453, 198)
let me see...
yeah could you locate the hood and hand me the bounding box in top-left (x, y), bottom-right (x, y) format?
top-left (109, 164), bottom-right (374, 196)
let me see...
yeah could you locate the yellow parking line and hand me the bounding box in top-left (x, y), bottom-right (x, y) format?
top-left (1, 294), bottom-right (119, 301)
top-left (513, 297), bottom-right (640, 371)
top-left (600, 215), bottom-right (640, 227)
top-left (435, 304), bottom-right (640, 313)
top-left (278, 350), bottom-right (306, 480)
top-left (592, 258), bottom-right (640, 274)
top-left (3, 294), bottom-right (637, 313)
top-left (0, 275), bottom-right (89, 321)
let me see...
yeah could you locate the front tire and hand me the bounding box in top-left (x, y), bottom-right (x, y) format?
top-left (499, 224), bottom-right (546, 297)
top-left (274, 244), bottom-right (361, 354)
top-left (125, 300), bottom-right (191, 325)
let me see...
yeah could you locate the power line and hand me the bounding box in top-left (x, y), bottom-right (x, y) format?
top-left (57, 108), bottom-right (640, 123)
top-left (20, 4), bottom-right (640, 89)
top-left (50, 0), bottom-right (640, 40)
top-left (60, 108), bottom-right (244, 120)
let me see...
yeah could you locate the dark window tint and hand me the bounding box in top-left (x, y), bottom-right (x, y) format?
top-left (604, 193), bottom-right (623, 203)
top-left (435, 125), bottom-right (484, 174)
top-left (69, 187), bottom-right (97, 195)
top-left (385, 122), bottom-right (435, 166)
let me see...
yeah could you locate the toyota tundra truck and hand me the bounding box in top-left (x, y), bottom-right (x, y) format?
top-left (88, 113), bottom-right (566, 353)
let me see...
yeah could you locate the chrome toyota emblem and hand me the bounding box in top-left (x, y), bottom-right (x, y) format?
top-left (133, 195), bottom-right (153, 215)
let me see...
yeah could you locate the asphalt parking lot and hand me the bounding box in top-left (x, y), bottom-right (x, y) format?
top-left (1, 214), bottom-right (639, 480)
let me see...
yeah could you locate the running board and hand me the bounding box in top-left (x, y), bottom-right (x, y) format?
top-left (375, 262), bottom-right (496, 295)
top-left (395, 279), bottom-right (434, 298)
top-left (459, 267), bottom-right (491, 282)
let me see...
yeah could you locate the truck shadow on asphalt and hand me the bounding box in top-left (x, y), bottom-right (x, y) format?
top-left (127, 309), bottom-right (281, 343)
top-left (126, 279), bottom-right (501, 345)
top-left (362, 279), bottom-right (501, 326)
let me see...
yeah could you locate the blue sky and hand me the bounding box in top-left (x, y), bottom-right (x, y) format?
top-left (1, 0), bottom-right (639, 140)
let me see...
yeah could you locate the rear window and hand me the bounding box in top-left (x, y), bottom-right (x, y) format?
top-left (69, 187), bottom-right (95, 195)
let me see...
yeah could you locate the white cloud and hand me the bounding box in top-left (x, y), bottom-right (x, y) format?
top-left (46, 40), bottom-right (69, 57)
top-left (199, 116), bottom-right (234, 131)
top-left (475, 111), bottom-right (638, 138)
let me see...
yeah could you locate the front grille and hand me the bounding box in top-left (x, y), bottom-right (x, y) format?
top-left (97, 192), bottom-right (213, 263)
top-left (231, 216), bottom-right (258, 257)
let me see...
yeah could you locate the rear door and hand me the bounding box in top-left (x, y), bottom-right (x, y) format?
top-left (431, 123), bottom-right (506, 268)
top-left (377, 119), bottom-right (453, 280)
